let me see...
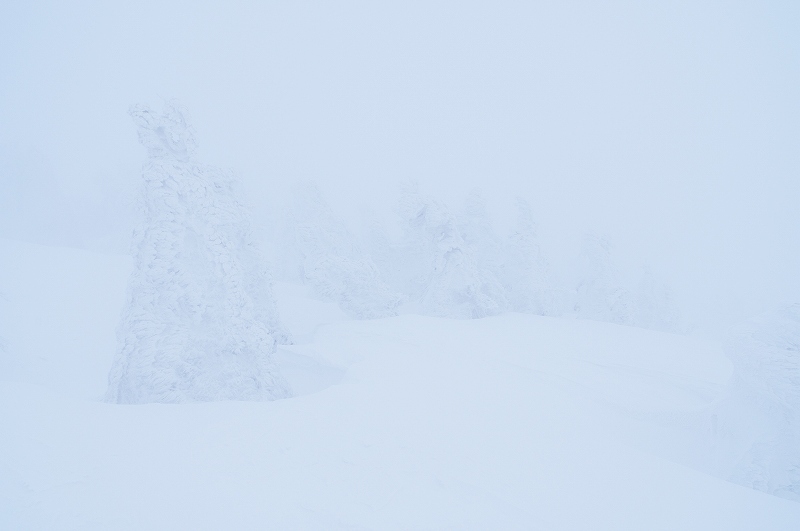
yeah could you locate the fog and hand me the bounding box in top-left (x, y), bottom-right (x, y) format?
top-left (5, 3), bottom-right (800, 523)
top-left (2, 0), bottom-right (799, 334)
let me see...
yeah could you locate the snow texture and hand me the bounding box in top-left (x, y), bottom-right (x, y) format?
top-left (572, 233), bottom-right (681, 332)
top-left (105, 102), bottom-right (289, 404)
top-left (717, 303), bottom-right (800, 500)
top-left (369, 188), bottom-right (680, 329)
top-left (3, 237), bottom-right (800, 527)
top-left (394, 184), bottom-right (506, 318)
top-left (632, 265), bottom-right (682, 333)
top-left (574, 233), bottom-right (635, 325)
top-left (497, 196), bottom-right (562, 316)
top-left (456, 191), bottom-right (509, 313)
top-left (277, 182), bottom-right (401, 319)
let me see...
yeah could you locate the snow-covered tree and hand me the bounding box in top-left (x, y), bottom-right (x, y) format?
top-left (106, 102), bottom-right (289, 404)
top-left (277, 182), bottom-right (400, 319)
top-left (632, 265), bottom-right (681, 332)
top-left (499, 197), bottom-right (559, 316)
top-left (457, 191), bottom-right (509, 313)
top-left (571, 234), bottom-right (686, 332)
top-left (393, 184), bottom-right (504, 319)
top-left (715, 304), bottom-right (800, 501)
top-left (573, 233), bottom-right (634, 325)
top-left (363, 209), bottom-right (400, 294)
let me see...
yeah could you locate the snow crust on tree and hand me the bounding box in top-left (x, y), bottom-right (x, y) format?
top-left (390, 184), bottom-right (505, 319)
top-left (106, 102), bottom-right (289, 404)
top-left (716, 303), bottom-right (800, 500)
top-left (456, 191), bottom-right (509, 313)
top-left (277, 182), bottom-right (400, 319)
top-left (271, 180), bottom-right (684, 331)
top-left (572, 234), bottom-right (682, 332)
top-left (573, 234), bottom-right (635, 325)
top-left (498, 197), bottom-right (561, 316)
top-left (632, 265), bottom-right (681, 332)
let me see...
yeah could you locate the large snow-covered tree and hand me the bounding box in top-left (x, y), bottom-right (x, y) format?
top-left (106, 102), bottom-right (289, 404)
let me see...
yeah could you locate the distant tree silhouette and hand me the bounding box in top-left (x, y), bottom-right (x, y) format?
top-left (278, 182), bottom-right (400, 319)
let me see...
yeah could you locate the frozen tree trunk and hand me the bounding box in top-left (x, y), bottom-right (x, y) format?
top-left (106, 103), bottom-right (289, 404)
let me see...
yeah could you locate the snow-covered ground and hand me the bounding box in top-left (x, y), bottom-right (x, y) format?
top-left (2, 238), bottom-right (799, 529)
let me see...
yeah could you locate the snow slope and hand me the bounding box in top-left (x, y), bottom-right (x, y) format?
top-left (1, 238), bottom-right (799, 529)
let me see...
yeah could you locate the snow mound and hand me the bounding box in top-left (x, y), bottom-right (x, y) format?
top-left (3, 311), bottom-right (800, 529)
top-left (2, 236), bottom-right (799, 528)
top-left (106, 103), bottom-right (289, 404)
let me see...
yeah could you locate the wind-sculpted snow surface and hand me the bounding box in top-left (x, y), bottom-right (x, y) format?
top-left (278, 183), bottom-right (400, 319)
top-left (717, 304), bottom-right (800, 500)
top-left (4, 238), bottom-right (800, 527)
top-left (4, 296), bottom-right (800, 528)
top-left (106, 103), bottom-right (289, 404)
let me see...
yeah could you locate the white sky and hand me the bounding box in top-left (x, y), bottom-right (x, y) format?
top-left (1, 0), bottom-right (799, 334)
